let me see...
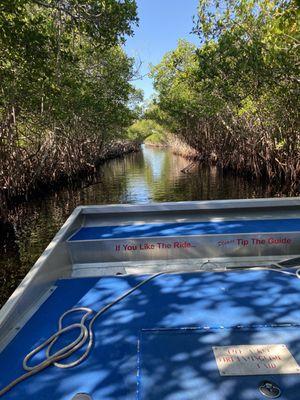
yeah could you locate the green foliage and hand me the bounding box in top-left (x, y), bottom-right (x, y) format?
top-left (0, 0), bottom-right (139, 124)
top-left (151, 0), bottom-right (300, 182)
top-left (126, 119), bottom-right (167, 143)
top-left (144, 132), bottom-right (168, 146)
top-left (0, 0), bottom-right (140, 196)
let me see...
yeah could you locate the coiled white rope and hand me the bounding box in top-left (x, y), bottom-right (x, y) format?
top-left (0, 272), bottom-right (164, 397)
top-left (269, 266), bottom-right (300, 279)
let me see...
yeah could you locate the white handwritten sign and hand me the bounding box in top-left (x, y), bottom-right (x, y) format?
top-left (213, 344), bottom-right (300, 376)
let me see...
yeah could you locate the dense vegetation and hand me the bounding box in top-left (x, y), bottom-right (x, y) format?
top-left (150, 0), bottom-right (299, 186)
top-left (127, 119), bottom-right (168, 146)
top-left (0, 0), bottom-right (140, 202)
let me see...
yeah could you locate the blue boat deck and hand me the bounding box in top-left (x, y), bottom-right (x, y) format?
top-left (69, 218), bottom-right (300, 241)
top-left (1, 269), bottom-right (300, 399)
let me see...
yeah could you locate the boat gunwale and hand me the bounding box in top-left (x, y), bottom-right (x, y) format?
top-left (0, 207), bottom-right (83, 351)
top-left (78, 198), bottom-right (300, 215)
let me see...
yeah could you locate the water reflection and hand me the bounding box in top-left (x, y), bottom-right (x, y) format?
top-left (0, 145), bottom-right (298, 305)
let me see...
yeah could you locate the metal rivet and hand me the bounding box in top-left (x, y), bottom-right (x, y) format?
top-left (259, 380), bottom-right (281, 398)
top-left (71, 394), bottom-right (93, 400)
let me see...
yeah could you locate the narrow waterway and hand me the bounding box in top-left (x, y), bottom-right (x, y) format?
top-left (0, 145), bottom-right (297, 305)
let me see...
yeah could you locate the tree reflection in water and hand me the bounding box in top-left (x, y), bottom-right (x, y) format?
top-left (0, 145), bottom-right (298, 306)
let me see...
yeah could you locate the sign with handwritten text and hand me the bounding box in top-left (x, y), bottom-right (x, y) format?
top-left (213, 344), bottom-right (300, 376)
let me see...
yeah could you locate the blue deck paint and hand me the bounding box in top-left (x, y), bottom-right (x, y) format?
top-left (69, 218), bottom-right (300, 241)
top-left (1, 270), bottom-right (300, 399)
top-left (137, 326), bottom-right (300, 400)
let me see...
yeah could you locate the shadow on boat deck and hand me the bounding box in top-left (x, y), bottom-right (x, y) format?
top-left (0, 269), bottom-right (300, 399)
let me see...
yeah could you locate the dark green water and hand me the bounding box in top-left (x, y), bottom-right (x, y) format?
top-left (0, 145), bottom-right (297, 305)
